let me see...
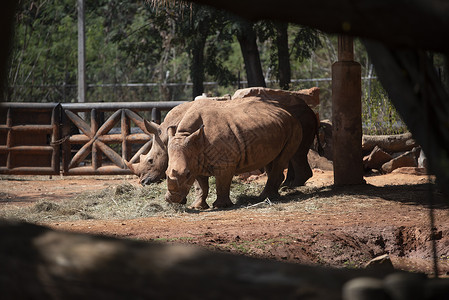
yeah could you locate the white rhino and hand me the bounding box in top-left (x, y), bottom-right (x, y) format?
top-left (165, 97), bottom-right (302, 208)
top-left (127, 88), bottom-right (319, 209)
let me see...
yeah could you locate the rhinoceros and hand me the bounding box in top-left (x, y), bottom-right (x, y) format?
top-left (126, 101), bottom-right (194, 186)
top-left (232, 87), bottom-right (319, 186)
top-left (165, 97), bottom-right (303, 208)
top-left (127, 88), bottom-right (318, 189)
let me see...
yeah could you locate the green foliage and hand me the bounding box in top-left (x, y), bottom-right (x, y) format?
top-left (362, 78), bottom-right (406, 135)
top-left (6, 1), bottom-right (420, 133)
top-left (290, 25), bottom-right (322, 62)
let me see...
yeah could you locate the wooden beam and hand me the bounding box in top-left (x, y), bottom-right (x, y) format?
top-left (186, 0), bottom-right (449, 52)
top-left (332, 36), bottom-right (364, 185)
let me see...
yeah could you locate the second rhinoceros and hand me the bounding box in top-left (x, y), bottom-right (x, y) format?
top-left (165, 97), bottom-right (302, 208)
top-left (232, 87), bottom-right (319, 186)
top-left (126, 101), bottom-right (194, 186)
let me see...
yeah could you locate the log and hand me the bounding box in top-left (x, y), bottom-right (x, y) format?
top-left (381, 148), bottom-right (419, 173)
top-left (363, 146), bottom-right (393, 171)
top-left (0, 220), bottom-right (387, 300)
top-left (362, 132), bottom-right (417, 153)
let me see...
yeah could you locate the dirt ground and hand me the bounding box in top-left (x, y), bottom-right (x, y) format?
top-left (1, 169), bottom-right (449, 276)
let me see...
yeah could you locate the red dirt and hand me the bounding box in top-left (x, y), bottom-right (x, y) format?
top-left (1, 170), bottom-right (448, 276)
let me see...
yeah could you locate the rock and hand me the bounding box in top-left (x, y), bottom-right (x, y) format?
top-left (425, 279), bottom-right (449, 299)
top-left (308, 149), bottom-right (333, 171)
top-left (383, 272), bottom-right (426, 300)
top-left (391, 167), bottom-right (429, 175)
top-left (195, 93), bottom-right (231, 101)
top-left (381, 149), bottom-right (418, 173)
top-left (363, 146), bottom-right (393, 171)
top-left (364, 254), bottom-right (395, 272)
top-left (342, 277), bottom-right (389, 300)
top-left (194, 93), bottom-right (209, 100)
top-left (418, 149), bottom-right (428, 169)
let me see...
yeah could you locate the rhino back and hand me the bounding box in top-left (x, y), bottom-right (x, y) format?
top-left (177, 98), bottom-right (300, 173)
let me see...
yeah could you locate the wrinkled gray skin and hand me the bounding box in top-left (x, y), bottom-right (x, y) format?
top-left (165, 97), bottom-right (302, 208)
top-left (127, 93), bottom-right (317, 209)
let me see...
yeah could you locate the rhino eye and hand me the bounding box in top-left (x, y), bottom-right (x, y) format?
top-left (148, 158), bottom-right (153, 164)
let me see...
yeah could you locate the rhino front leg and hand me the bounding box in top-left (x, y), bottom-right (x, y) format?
top-left (190, 176), bottom-right (210, 210)
top-left (212, 174), bottom-right (234, 209)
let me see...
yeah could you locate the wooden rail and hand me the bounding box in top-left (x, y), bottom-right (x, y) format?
top-left (0, 101), bottom-right (186, 175)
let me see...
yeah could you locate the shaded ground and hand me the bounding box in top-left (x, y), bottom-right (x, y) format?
top-left (1, 170), bottom-right (448, 276)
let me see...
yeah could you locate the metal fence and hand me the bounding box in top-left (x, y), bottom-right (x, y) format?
top-left (0, 101), bottom-right (185, 176)
top-left (7, 76), bottom-right (405, 135)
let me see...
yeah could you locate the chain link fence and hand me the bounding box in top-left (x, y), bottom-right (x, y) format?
top-left (7, 76), bottom-right (406, 135)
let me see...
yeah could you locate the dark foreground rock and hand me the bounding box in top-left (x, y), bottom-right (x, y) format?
top-left (0, 220), bottom-right (389, 300)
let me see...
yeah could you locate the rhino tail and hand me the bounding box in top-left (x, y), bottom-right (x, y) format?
top-left (315, 121), bottom-right (325, 157)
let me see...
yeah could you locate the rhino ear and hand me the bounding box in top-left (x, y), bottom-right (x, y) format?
top-left (185, 125), bottom-right (204, 146)
top-left (167, 126), bottom-right (176, 138)
top-left (144, 119), bottom-right (161, 135)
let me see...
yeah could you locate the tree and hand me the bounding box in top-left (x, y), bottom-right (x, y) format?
top-left (233, 18), bottom-right (266, 88)
top-left (178, 4), bottom-right (236, 98)
top-left (274, 22), bottom-right (290, 90)
top-left (258, 21), bottom-right (322, 90)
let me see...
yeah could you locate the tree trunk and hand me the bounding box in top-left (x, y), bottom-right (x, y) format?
top-left (236, 20), bottom-right (266, 88)
top-left (0, 1), bottom-right (17, 98)
top-left (275, 22), bottom-right (291, 90)
top-left (190, 37), bottom-right (206, 99)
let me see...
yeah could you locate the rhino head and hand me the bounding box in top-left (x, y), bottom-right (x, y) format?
top-left (165, 125), bottom-right (204, 204)
top-left (126, 119), bottom-right (170, 186)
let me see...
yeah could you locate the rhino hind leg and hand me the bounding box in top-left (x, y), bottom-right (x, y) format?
top-left (260, 156), bottom-right (290, 200)
top-left (292, 156), bottom-right (313, 186)
top-left (189, 176), bottom-right (210, 210)
top-left (261, 133), bottom-right (302, 199)
top-left (283, 156), bottom-right (312, 187)
top-left (284, 108), bottom-right (317, 187)
top-left (212, 174), bottom-right (234, 209)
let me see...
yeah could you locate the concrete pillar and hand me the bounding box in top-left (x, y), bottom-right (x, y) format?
top-left (332, 35), bottom-right (364, 185)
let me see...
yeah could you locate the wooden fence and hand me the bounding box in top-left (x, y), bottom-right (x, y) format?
top-left (0, 102), bottom-right (185, 176)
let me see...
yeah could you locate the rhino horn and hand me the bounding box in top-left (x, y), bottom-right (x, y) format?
top-left (124, 159), bottom-right (138, 174)
top-left (144, 119), bottom-right (160, 135)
